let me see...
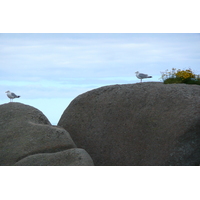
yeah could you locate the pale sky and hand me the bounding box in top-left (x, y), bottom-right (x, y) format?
top-left (1, 33), bottom-right (200, 124)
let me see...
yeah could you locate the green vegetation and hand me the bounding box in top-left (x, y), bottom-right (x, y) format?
top-left (161, 68), bottom-right (200, 85)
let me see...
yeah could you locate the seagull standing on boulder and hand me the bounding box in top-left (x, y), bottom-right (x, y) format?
top-left (5, 91), bottom-right (20, 102)
top-left (135, 71), bottom-right (152, 83)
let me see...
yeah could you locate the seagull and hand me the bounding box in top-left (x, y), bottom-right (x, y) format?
top-left (5, 90), bottom-right (20, 102)
top-left (135, 71), bottom-right (152, 82)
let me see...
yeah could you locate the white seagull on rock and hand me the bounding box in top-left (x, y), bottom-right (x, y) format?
top-left (135, 71), bottom-right (152, 82)
top-left (5, 90), bottom-right (20, 102)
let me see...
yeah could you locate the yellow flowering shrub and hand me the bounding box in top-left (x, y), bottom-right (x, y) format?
top-left (175, 69), bottom-right (195, 80)
top-left (160, 68), bottom-right (200, 85)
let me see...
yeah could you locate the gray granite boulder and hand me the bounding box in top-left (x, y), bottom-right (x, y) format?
top-left (58, 82), bottom-right (200, 166)
top-left (14, 148), bottom-right (94, 166)
top-left (0, 103), bottom-right (93, 166)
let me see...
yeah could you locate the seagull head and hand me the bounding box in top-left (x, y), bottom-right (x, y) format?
top-left (135, 71), bottom-right (139, 74)
top-left (5, 90), bottom-right (10, 93)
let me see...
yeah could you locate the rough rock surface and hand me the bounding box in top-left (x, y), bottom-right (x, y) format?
top-left (14, 148), bottom-right (94, 166)
top-left (58, 82), bottom-right (200, 166)
top-left (0, 103), bottom-right (93, 166)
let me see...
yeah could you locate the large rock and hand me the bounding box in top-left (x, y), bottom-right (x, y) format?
top-left (58, 82), bottom-right (200, 166)
top-left (0, 103), bottom-right (93, 166)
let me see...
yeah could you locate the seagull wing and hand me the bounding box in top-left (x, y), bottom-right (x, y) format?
top-left (138, 73), bottom-right (149, 78)
top-left (11, 92), bottom-right (18, 98)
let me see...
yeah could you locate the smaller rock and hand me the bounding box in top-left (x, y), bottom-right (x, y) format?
top-left (0, 102), bottom-right (94, 166)
top-left (14, 148), bottom-right (94, 166)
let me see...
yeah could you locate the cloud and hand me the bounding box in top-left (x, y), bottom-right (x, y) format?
top-left (1, 33), bottom-right (200, 89)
